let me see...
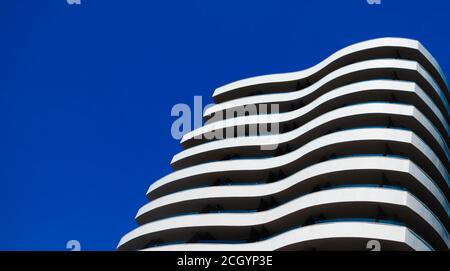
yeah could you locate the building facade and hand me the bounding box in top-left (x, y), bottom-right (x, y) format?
top-left (118, 38), bottom-right (450, 251)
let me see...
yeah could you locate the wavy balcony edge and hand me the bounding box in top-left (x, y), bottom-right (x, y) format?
top-left (212, 38), bottom-right (448, 104)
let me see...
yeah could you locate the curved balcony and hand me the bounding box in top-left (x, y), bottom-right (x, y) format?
top-left (118, 188), bottom-right (447, 251)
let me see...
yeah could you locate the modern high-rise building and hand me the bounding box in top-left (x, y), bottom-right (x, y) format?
top-left (118, 38), bottom-right (450, 251)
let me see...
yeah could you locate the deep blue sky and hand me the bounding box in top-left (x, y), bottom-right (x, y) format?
top-left (0, 0), bottom-right (449, 250)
